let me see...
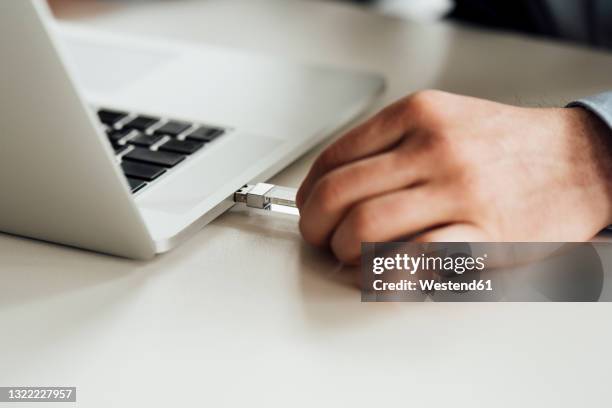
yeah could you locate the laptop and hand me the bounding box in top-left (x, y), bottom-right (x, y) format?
top-left (0, 0), bottom-right (384, 259)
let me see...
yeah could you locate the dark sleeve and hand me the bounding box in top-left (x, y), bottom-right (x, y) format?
top-left (567, 92), bottom-right (612, 130)
top-left (448, 0), bottom-right (558, 38)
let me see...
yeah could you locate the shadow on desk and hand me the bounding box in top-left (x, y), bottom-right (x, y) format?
top-left (0, 229), bottom-right (202, 314)
top-left (223, 208), bottom-right (404, 329)
top-left (0, 233), bottom-right (148, 311)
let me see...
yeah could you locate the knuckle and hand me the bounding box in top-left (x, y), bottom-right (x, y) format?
top-left (298, 216), bottom-right (310, 240)
top-left (379, 98), bottom-right (411, 123)
top-left (317, 145), bottom-right (342, 170)
top-left (298, 215), bottom-right (319, 245)
top-left (408, 128), bottom-right (455, 164)
top-left (425, 124), bottom-right (449, 145)
top-left (408, 89), bottom-right (440, 102)
top-left (330, 231), bottom-right (361, 265)
top-left (332, 245), bottom-right (359, 265)
top-left (347, 204), bottom-right (378, 242)
top-left (313, 175), bottom-right (344, 214)
top-left (404, 90), bottom-right (443, 114)
top-left (299, 211), bottom-right (331, 247)
top-left (295, 188), bottom-right (306, 209)
top-left (402, 90), bottom-right (452, 132)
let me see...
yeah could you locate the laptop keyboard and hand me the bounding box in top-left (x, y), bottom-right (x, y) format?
top-left (97, 108), bottom-right (226, 194)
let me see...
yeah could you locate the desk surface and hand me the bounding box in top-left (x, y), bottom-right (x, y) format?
top-left (3, 1), bottom-right (612, 406)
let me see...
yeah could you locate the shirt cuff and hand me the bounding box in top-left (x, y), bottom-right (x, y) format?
top-left (567, 91), bottom-right (612, 130)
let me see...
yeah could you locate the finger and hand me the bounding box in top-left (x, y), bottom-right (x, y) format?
top-left (413, 223), bottom-right (489, 242)
top-left (330, 187), bottom-right (460, 264)
top-left (297, 100), bottom-right (414, 207)
top-left (298, 148), bottom-right (429, 247)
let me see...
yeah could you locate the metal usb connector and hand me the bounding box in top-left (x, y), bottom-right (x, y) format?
top-left (234, 183), bottom-right (299, 216)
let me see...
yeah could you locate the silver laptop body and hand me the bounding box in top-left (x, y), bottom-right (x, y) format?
top-left (0, 0), bottom-right (384, 259)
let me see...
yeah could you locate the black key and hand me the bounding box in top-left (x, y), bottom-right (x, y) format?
top-left (124, 115), bottom-right (160, 132)
top-left (98, 109), bottom-right (128, 126)
top-left (127, 177), bottom-right (147, 193)
top-left (159, 139), bottom-right (203, 155)
top-left (186, 126), bottom-right (224, 142)
top-left (124, 147), bottom-right (185, 168)
top-left (107, 128), bottom-right (132, 144)
top-left (121, 161), bottom-right (166, 182)
top-left (114, 145), bottom-right (129, 155)
top-left (154, 121), bottom-right (191, 137)
top-left (128, 132), bottom-right (165, 147)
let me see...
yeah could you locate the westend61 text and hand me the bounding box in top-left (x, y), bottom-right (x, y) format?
top-left (372, 279), bottom-right (493, 292)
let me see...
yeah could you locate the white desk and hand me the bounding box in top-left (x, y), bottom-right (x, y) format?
top-left (2, 1), bottom-right (612, 406)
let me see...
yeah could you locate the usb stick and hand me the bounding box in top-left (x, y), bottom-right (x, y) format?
top-left (233, 183), bottom-right (300, 216)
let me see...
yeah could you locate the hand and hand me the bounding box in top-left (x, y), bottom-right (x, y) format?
top-left (296, 90), bottom-right (612, 263)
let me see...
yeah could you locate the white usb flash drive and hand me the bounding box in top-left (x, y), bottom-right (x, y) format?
top-left (233, 183), bottom-right (299, 216)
